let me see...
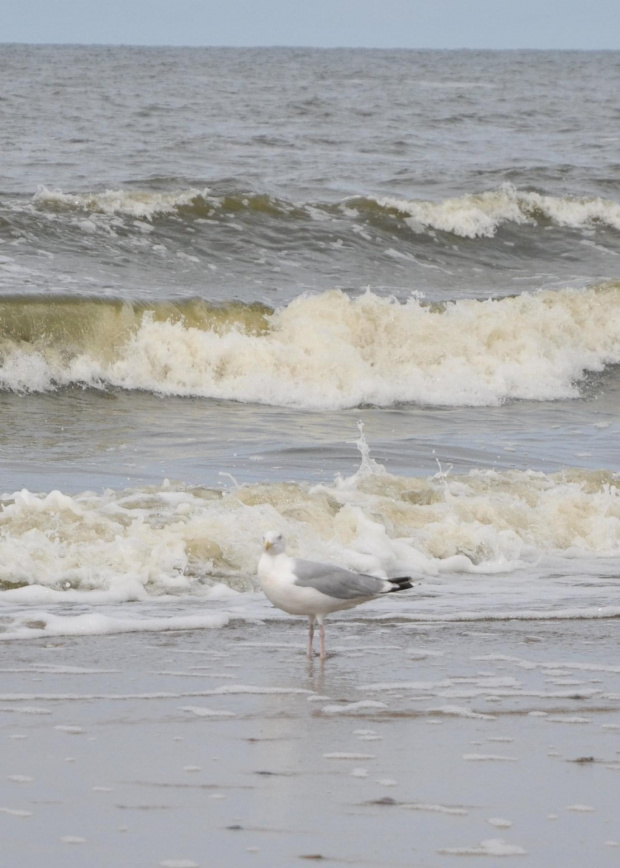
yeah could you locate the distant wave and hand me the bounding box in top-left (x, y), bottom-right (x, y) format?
top-left (358, 184), bottom-right (620, 238)
top-left (30, 183), bottom-right (620, 238)
top-left (1, 284), bottom-right (619, 408)
top-left (32, 185), bottom-right (300, 221)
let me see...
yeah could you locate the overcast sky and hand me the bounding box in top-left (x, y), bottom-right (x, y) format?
top-left (3, 0), bottom-right (619, 49)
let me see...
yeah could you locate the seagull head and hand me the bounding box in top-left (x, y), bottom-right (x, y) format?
top-left (263, 531), bottom-right (286, 555)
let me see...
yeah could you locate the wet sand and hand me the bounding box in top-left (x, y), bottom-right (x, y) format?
top-left (1, 616), bottom-right (619, 867)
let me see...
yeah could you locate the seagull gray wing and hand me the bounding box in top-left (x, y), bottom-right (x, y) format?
top-left (291, 558), bottom-right (386, 600)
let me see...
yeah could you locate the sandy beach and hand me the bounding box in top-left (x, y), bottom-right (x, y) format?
top-left (1, 614), bottom-right (619, 867)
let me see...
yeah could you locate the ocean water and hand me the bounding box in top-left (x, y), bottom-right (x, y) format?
top-left (1, 46), bottom-right (620, 640)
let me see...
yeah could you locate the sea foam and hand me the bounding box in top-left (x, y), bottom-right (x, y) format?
top-left (1, 284), bottom-right (619, 409)
top-left (371, 184), bottom-right (620, 238)
top-left (0, 442), bottom-right (619, 605)
top-left (33, 186), bottom-right (210, 221)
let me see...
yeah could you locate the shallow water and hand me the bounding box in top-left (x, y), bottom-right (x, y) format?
top-left (0, 46), bottom-right (619, 660)
top-left (1, 621), bottom-right (619, 867)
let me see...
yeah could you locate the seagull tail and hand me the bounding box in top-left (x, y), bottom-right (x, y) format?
top-left (386, 576), bottom-right (414, 593)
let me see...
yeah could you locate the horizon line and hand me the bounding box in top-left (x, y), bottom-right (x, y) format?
top-left (1, 41), bottom-right (618, 52)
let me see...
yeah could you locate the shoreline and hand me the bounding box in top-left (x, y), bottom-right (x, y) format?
top-left (1, 617), bottom-right (619, 867)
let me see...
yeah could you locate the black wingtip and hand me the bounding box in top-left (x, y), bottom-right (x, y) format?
top-left (387, 576), bottom-right (414, 592)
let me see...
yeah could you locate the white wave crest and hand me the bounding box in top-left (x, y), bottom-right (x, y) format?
top-left (375, 184), bottom-right (620, 238)
top-left (27, 184), bottom-right (620, 238)
top-left (33, 186), bottom-right (209, 220)
top-left (1, 285), bottom-right (619, 409)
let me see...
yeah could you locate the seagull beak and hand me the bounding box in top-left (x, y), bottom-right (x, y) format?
top-left (264, 540), bottom-right (273, 550)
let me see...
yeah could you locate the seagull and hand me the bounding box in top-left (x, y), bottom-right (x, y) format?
top-left (257, 531), bottom-right (413, 660)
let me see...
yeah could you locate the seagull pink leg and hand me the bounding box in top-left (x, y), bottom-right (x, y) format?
top-left (319, 620), bottom-right (326, 661)
top-left (307, 616), bottom-right (315, 659)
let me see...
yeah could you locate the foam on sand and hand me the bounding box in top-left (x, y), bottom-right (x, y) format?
top-left (438, 838), bottom-right (527, 856)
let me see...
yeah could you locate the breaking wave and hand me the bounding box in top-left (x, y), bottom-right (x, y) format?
top-left (1, 284), bottom-right (619, 408)
top-left (30, 183), bottom-right (620, 239)
top-left (32, 185), bottom-right (299, 222)
top-left (0, 436), bottom-right (619, 600)
top-left (361, 184), bottom-right (620, 238)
